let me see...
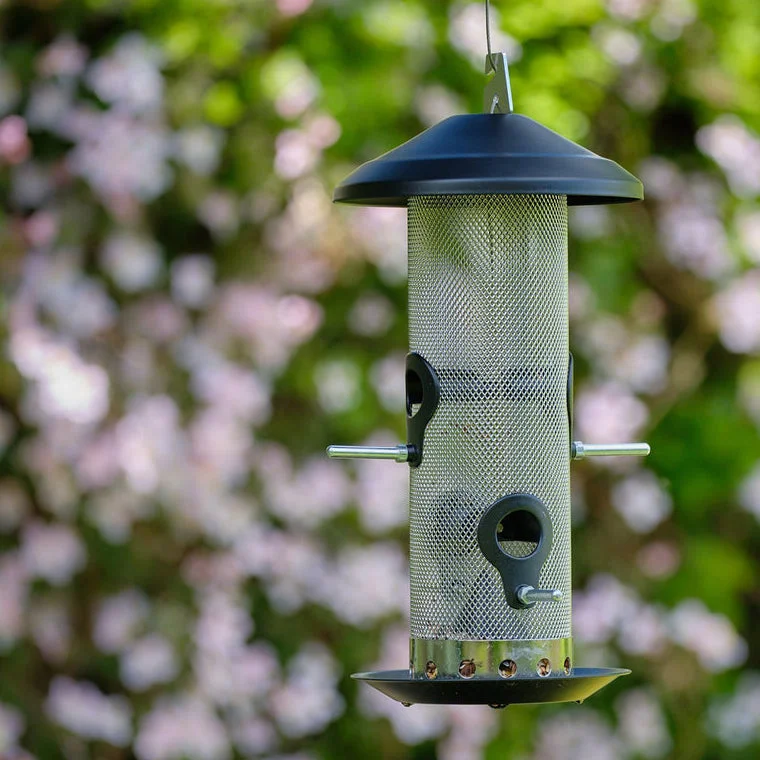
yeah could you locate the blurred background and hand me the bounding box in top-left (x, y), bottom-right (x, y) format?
top-left (0, 0), bottom-right (758, 757)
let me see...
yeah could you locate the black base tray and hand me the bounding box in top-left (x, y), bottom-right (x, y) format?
top-left (352, 668), bottom-right (630, 706)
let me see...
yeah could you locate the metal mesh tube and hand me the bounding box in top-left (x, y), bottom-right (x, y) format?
top-left (408, 194), bottom-right (570, 643)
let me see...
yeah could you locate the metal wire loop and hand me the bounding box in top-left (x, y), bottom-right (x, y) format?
top-left (485, 0), bottom-right (493, 60)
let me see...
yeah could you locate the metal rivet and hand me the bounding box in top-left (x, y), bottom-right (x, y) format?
top-left (498, 659), bottom-right (517, 678)
top-left (537, 658), bottom-right (552, 677)
top-left (458, 659), bottom-right (476, 679)
top-left (564, 657), bottom-right (572, 675)
top-left (425, 660), bottom-right (438, 680)
top-left (489, 703), bottom-right (508, 709)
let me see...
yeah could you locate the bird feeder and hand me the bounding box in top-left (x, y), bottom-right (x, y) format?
top-left (327, 49), bottom-right (649, 707)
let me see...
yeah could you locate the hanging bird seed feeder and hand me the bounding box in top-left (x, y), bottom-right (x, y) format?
top-left (326, 16), bottom-right (649, 708)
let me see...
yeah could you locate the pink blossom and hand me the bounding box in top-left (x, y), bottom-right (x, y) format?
top-left (348, 293), bottom-right (395, 336)
top-left (317, 542), bottom-right (408, 627)
top-left (614, 335), bottom-right (670, 394)
top-left (86, 34), bottom-right (164, 115)
top-left (651, 0), bottom-right (697, 41)
top-left (714, 272), bottom-right (760, 354)
top-left (115, 395), bottom-right (184, 494)
top-left (593, 25), bottom-right (642, 65)
top-left (621, 66), bottom-right (666, 112)
top-left (126, 297), bottom-right (187, 342)
top-left (46, 677), bottom-right (133, 746)
top-left (270, 643), bottom-right (344, 738)
top-left (573, 574), bottom-right (639, 644)
top-left (274, 129), bottom-right (319, 179)
top-left (370, 353), bottom-right (406, 412)
top-left (134, 695), bottom-right (229, 760)
top-left (121, 634), bottom-right (179, 691)
top-left (194, 642), bottom-right (279, 707)
top-left (670, 599), bottom-right (747, 672)
top-left (277, 0), bottom-right (313, 17)
top-left (92, 589), bottom-right (150, 654)
top-left (258, 447), bottom-right (351, 528)
top-left (67, 111), bottom-right (172, 201)
top-left (24, 210), bottom-right (59, 248)
top-left (184, 492), bottom-right (255, 547)
top-left (570, 206), bottom-right (612, 240)
top-left (638, 157), bottom-right (683, 201)
top-left (100, 231), bottom-right (163, 292)
top-left (697, 116), bottom-right (760, 196)
top-left (231, 717), bottom-right (277, 756)
top-left (438, 705), bottom-right (498, 760)
top-left (349, 207), bottom-right (407, 284)
top-left (574, 382), bottom-right (649, 446)
top-left (262, 180), bottom-right (336, 293)
top-left (618, 604), bottom-right (668, 656)
top-left (191, 362), bottom-right (271, 424)
top-left (530, 710), bottom-right (624, 760)
top-left (170, 255), bottom-right (216, 307)
top-left (39, 270), bottom-right (116, 339)
top-left (198, 192), bottom-right (239, 239)
top-left (355, 431), bottom-right (409, 534)
top-left (189, 409), bottom-right (252, 487)
top-left (26, 81), bottom-right (73, 132)
top-left (233, 526), bottom-right (329, 613)
top-left (37, 36), bottom-right (88, 78)
top-left (75, 431), bottom-right (121, 491)
top-left (263, 54), bottom-right (319, 119)
top-left (415, 85), bottom-right (465, 127)
top-left (611, 470), bottom-right (672, 533)
top-left (0, 116), bottom-right (31, 164)
top-left (0, 701), bottom-right (24, 755)
top-left (194, 591), bottom-right (252, 657)
top-left (607, 0), bottom-right (655, 21)
top-left (181, 551), bottom-right (245, 591)
top-left (303, 113), bottom-right (341, 149)
top-left (616, 689), bottom-right (672, 757)
top-left (709, 674), bottom-right (760, 748)
top-left (314, 359), bottom-right (362, 413)
top-left (11, 161), bottom-right (52, 208)
top-left (658, 200), bottom-right (733, 280)
top-left (637, 541), bottom-right (681, 579)
top-left (174, 126), bottom-right (225, 176)
top-left (214, 285), bottom-right (323, 370)
top-left (20, 522), bottom-right (86, 586)
top-left (10, 329), bottom-right (110, 426)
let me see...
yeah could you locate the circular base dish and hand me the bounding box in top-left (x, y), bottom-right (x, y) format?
top-left (352, 668), bottom-right (630, 706)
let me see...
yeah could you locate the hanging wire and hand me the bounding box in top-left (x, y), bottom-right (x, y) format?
top-left (485, 0), bottom-right (493, 61)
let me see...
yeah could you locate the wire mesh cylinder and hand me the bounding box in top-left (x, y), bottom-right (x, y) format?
top-left (407, 194), bottom-right (571, 674)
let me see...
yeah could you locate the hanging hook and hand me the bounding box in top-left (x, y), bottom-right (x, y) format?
top-left (483, 0), bottom-right (513, 114)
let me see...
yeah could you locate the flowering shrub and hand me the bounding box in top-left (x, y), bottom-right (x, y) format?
top-left (0, 0), bottom-right (758, 758)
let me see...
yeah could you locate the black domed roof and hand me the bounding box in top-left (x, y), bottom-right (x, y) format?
top-left (334, 113), bottom-right (643, 207)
